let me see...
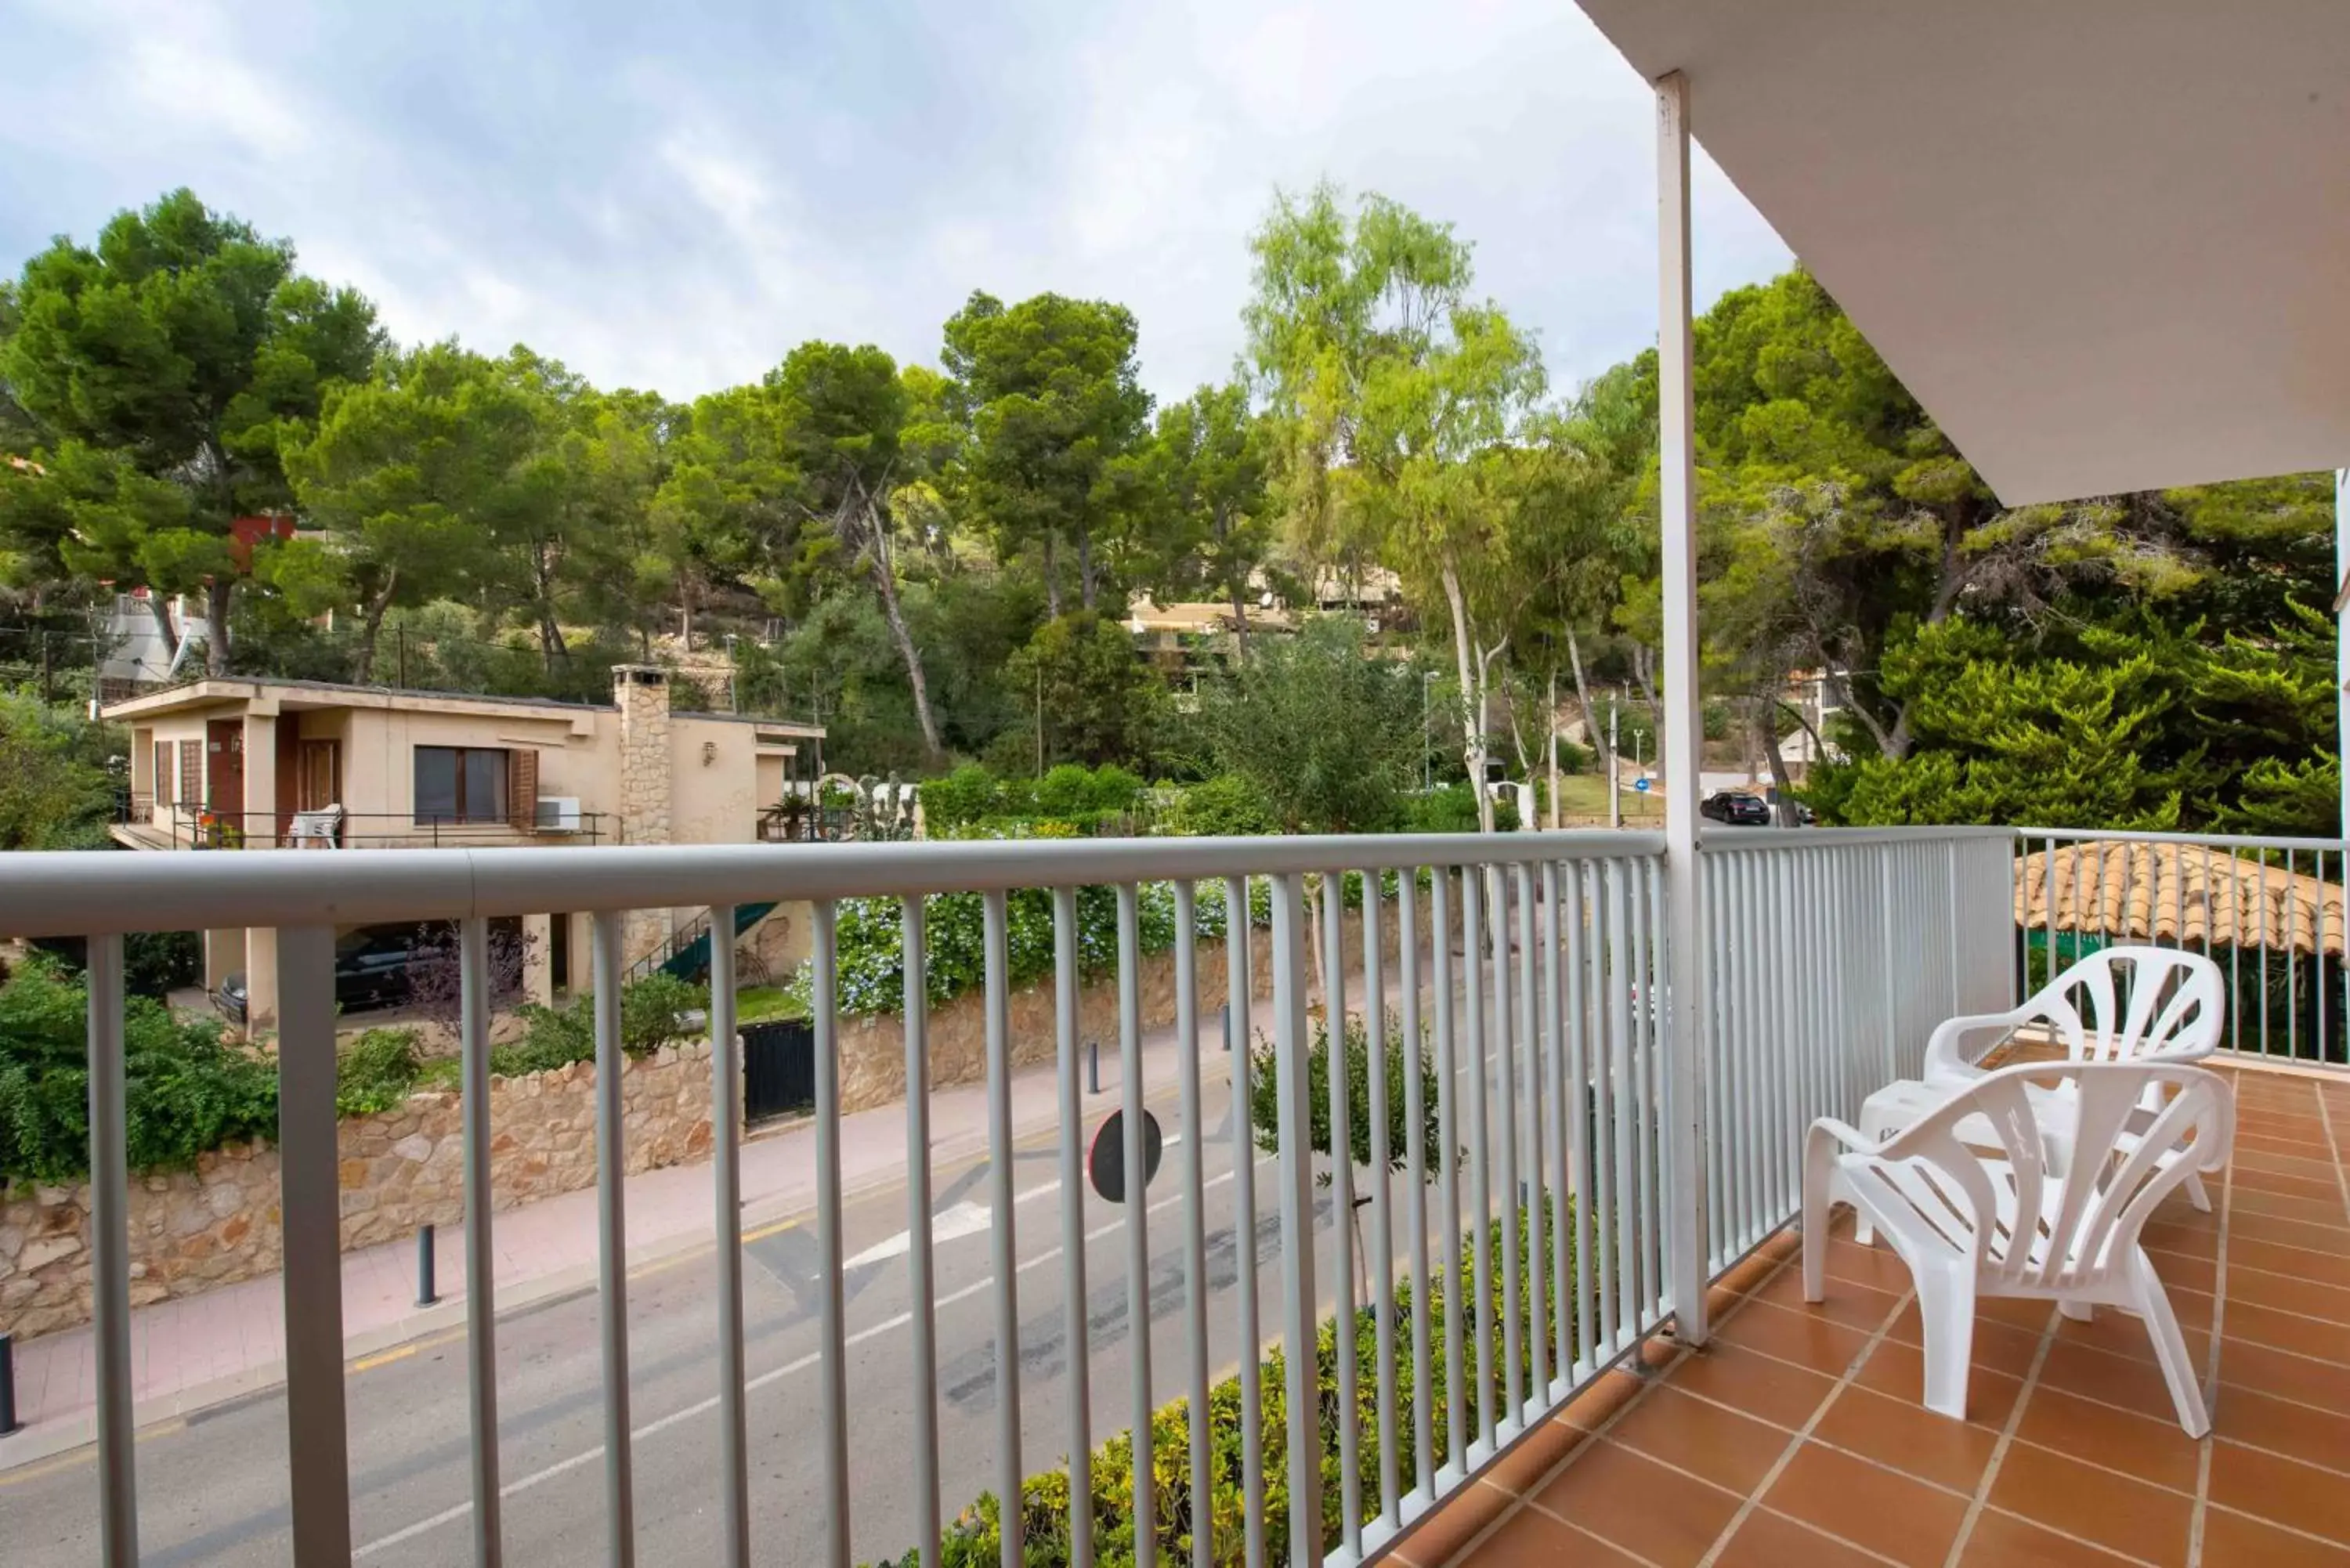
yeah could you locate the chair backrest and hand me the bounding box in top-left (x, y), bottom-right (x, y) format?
top-left (1861, 1060), bottom-right (2232, 1295)
top-left (2026, 946), bottom-right (2222, 1065)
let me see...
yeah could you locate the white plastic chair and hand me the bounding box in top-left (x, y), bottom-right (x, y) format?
top-left (1804, 1060), bottom-right (2233, 1434)
top-left (1923, 945), bottom-right (2224, 1088)
top-left (1854, 946), bottom-right (2224, 1237)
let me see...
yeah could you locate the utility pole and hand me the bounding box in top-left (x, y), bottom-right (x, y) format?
top-left (1035, 662), bottom-right (1045, 779)
top-left (1608, 696), bottom-right (1622, 830)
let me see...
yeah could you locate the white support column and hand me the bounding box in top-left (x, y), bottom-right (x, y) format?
top-left (1655, 68), bottom-right (1711, 1347)
top-left (2336, 467), bottom-right (2348, 836)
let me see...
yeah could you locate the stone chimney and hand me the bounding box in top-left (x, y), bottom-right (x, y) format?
top-left (613, 665), bottom-right (673, 846)
top-left (613, 665), bottom-right (674, 966)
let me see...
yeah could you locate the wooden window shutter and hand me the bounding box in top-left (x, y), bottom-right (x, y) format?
top-left (508, 749), bottom-right (539, 831)
top-left (178, 739), bottom-right (201, 807)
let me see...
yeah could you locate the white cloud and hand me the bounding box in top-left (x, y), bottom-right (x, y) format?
top-left (0, 0), bottom-right (1791, 408)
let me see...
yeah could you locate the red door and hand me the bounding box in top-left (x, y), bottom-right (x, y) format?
top-left (206, 720), bottom-right (244, 833)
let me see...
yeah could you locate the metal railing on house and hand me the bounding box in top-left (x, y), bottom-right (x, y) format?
top-left (0, 821), bottom-right (2236, 1568)
top-left (116, 802), bottom-right (611, 850)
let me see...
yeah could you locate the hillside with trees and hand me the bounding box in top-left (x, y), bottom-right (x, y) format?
top-left (1, 186), bottom-right (2334, 834)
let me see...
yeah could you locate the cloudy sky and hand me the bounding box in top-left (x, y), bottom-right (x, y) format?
top-left (1, 0), bottom-right (1788, 407)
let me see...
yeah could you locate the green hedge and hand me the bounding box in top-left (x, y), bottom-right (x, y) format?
top-left (920, 762), bottom-right (1147, 833)
top-left (0, 958), bottom-right (707, 1184)
top-left (797, 880), bottom-right (1253, 1017)
top-left (869, 1205), bottom-right (1567, 1568)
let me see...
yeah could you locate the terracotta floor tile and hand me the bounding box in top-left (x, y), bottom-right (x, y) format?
top-left (1556, 1369), bottom-right (1644, 1431)
top-left (1394, 1479), bottom-right (1516, 1568)
top-left (2229, 1167), bottom-right (2347, 1207)
top-left (2208, 1443), bottom-right (2350, 1547)
top-left (2034, 1340), bottom-right (2186, 1423)
top-left (2230, 1238), bottom-right (2350, 1290)
top-left (1810, 1384), bottom-right (1999, 1492)
top-left (1761, 1441), bottom-right (1969, 1567)
top-left (1752, 1266), bottom-right (1903, 1335)
top-left (2227, 1270), bottom-right (2350, 1328)
top-left (1987, 1445), bottom-right (2193, 1565)
top-left (2225, 1300), bottom-right (2350, 1364)
top-left (1531, 1440), bottom-right (1743, 1568)
top-left (1855, 1339), bottom-right (2026, 1427)
top-left (2011, 1386), bottom-right (2200, 1493)
top-left (1958, 1510), bottom-right (2142, 1566)
top-left (1821, 1237), bottom-right (1914, 1295)
top-left (1712, 1299), bottom-right (1877, 1378)
top-left (2212, 1386), bottom-right (2350, 1474)
top-left (1717, 1509), bottom-right (1887, 1568)
top-left (2217, 1338), bottom-right (2350, 1410)
top-left (2229, 1188), bottom-right (2350, 1230)
top-left (1452, 1498), bottom-right (1647, 1568)
top-left (2199, 1508), bottom-right (2350, 1568)
top-left (2226, 1212), bottom-right (2350, 1256)
top-left (2233, 1146), bottom-right (2348, 1181)
top-left (2235, 1132), bottom-right (2341, 1163)
top-left (1665, 1342), bottom-right (1837, 1430)
top-left (2142, 1220), bottom-right (2221, 1260)
top-left (1480, 1412), bottom-right (1595, 1495)
top-left (1883, 1299), bottom-right (2049, 1376)
top-left (1606, 1385), bottom-right (1794, 1495)
top-left (2049, 1302), bottom-right (2210, 1371)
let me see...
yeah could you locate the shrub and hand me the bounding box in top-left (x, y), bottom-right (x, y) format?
top-left (1032, 764), bottom-right (1093, 818)
top-left (0, 955), bottom-right (279, 1184)
top-left (1164, 774), bottom-right (1277, 838)
top-left (335, 1028), bottom-right (426, 1115)
top-left (920, 763), bottom-right (1002, 830)
top-left (797, 878), bottom-right (1245, 1018)
top-left (866, 1202), bottom-right (1564, 1568)
top-left (1249, 1017), bottom-right (1448, 1181)
top-left (500, 971), bottom-right (707, 1077)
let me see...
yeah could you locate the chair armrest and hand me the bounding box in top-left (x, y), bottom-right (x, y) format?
top-left (1806, 1116), bottom-right (1879, 1158)
top-left (1922, 1007), bottom-right (2036, 1085)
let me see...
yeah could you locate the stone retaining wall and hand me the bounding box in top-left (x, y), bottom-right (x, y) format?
top-left (837, 909), bottom-right (1402, 1113)
top-left (0, 1042), bottom-right (714, 1340)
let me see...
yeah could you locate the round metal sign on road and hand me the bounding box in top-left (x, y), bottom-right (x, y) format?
top-left (1087, 1109), bottom-right (1164, 1204)
top-left (1633, 777), bottom-right (1652, 793)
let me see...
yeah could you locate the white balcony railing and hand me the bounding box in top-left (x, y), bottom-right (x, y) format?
top-left (0, 826), bottom-right (2059, 1568)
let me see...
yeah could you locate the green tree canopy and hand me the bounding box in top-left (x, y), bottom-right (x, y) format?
top-left (942, 291), bottom-right (1150, 616)
top-left (0, 189), bottom-right (380, 671)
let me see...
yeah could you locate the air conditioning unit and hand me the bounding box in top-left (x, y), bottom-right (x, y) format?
top-left (535, 797), bottom-right (584, 833)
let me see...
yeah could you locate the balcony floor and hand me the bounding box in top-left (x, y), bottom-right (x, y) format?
top-left (1405, 1063), bottom-right (2350, 1568)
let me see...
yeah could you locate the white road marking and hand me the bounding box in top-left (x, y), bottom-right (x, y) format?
top-left (354, 1154), bottom-right (1283, 1559)
top-left (842, 1202), bottom-right (992, 1269)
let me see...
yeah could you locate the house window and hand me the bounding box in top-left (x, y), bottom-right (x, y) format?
top-left (414, 746), bottom-right (508, 825)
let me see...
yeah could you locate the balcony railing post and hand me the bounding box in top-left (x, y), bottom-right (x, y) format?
top-left (591, 911), bottom-right (637, 1567)
top-left (1267, 871), bottom-right (1322, 1568)
top-left (709, 906), bottom-right (750, 1568)
top-left (277, 923), bottom-right (353, 1565)
top-left (86, 931), bottom-right (139, 1568)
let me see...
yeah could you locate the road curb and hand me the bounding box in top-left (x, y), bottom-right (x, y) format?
top-left (0, 1050), bottom-right (1239, 1475)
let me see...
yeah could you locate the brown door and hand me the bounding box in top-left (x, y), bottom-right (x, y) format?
top-left (298, 739), bottom-right (341, 811)
top-left (206, 720), bottom-right (244, 832)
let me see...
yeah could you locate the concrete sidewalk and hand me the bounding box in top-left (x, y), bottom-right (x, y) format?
top-left (0, 1001), bottom-right (1255, 1470)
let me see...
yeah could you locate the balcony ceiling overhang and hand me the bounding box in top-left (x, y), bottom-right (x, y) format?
top-left (1573, 0), bottom-right (2350, 504)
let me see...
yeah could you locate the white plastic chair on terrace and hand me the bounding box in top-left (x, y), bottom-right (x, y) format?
top-left (1805, 1060), bottom-right (2233, 1434)
top-left (1853, 946), bottom-right (2224, 1239)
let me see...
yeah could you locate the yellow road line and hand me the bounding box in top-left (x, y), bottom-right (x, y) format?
top-left (0, 1418), bottom-right (186, 1488)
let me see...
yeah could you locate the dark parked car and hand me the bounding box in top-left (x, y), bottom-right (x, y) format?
top-left (212, 925), bottom-right (435, 1024)
top-left (1700, 790), bottom-right (1773, 826)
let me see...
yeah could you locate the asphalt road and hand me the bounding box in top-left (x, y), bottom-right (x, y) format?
top-left (4, 961), bottom-right (1614, 1568)
top-left (5, 1065), bottom-right (1358, 1568)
